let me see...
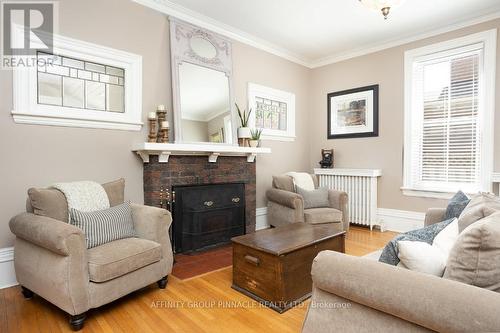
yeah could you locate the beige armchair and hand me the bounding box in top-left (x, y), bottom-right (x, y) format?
top-left (301, 208), bottom-right (500, 333)
top-left (266, 174), bottom-right (349, 231)
top-left (9, 179), bottom-right (173, 331)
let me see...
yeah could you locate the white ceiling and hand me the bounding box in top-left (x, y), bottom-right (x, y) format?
top-left (135, 0), bottom-right (500, 67)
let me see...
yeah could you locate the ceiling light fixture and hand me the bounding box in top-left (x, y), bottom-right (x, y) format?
top-left (358, 0), bottom-right (404, 19)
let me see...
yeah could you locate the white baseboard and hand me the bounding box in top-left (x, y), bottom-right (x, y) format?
top-left (0, 247), bottom-right (17, 289)
top-left (377, 208), bottom-right (425, 233)
top-left (256, 207), bottom-right (269, 230)
top-left (0, 207), bottom-right (420, 289)
top-left (255, 207), bottom-right (424, 233)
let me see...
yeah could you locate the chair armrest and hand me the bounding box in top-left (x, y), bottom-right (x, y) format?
top-left (131, 204), bottom-right (172, 267)
top-left (266, 188), bottom-right (303, 209)
top-left (328, 190), bottom-right (349, 230)
top-left (9, 213), bottom-right (85, 256)
top-left (311, 251), bottom-right (500, 332)
top-left (424, 208), bottom-right (446, 226)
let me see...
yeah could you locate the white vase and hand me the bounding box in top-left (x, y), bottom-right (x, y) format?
top-left (249, 140), bottom-right (259, 148)
top-left (238, 127), bottom-right (251, 138)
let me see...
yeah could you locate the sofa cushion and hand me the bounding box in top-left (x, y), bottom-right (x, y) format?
top-left (102, 178), bottom-right (125, 207)
top-left (272, 175), bottom-right (295, 192)
top-left (379, 218), bottom-right (455, 266)
top-left (304, 207), bottom-right (342, 224)
top-left (88, 237), bottom-right (162, 282)
top-left (296, 186), bottom-right (329, 209)
top-left (397, 240), bottom-right (447, 276)
top-left (70, 201), bottom-right (136, 248)
top-left (457, 192), bottom-right (500, 232)
top-left (444, 212), bottom-right (500, 292)
top-left (27, 188), bottom-right (69, 222)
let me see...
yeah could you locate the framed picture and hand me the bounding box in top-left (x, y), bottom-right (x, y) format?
top-left (327, 84), bottom-right (379, 139)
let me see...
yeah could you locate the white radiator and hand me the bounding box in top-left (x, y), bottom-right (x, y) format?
top-left (314, 168), bottom-right (382, 230)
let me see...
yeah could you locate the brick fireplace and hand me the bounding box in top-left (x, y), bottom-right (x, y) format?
top-left (143, 155), bottom-right (257, 239)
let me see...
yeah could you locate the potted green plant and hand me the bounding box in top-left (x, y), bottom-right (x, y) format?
top-left (249, 128), bottom-right (263, 147)
top-left (235, 103), bottom-right (252, 145)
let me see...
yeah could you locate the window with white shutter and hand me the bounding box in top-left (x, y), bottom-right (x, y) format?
top-left (403, 30), bottom-right (496, 198)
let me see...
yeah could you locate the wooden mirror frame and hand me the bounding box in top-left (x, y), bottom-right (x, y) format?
top-left (169, 18), bottom-right (237, 145)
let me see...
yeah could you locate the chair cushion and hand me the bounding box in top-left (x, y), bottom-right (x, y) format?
top-left (272, 175), bottom-right (295, 192)
top-left (88, 237), bottom-right (162, 282)
top-left (27, 188), bottom-right (69, 222)
top-left (27, 178), bottom-right (125, 222)
top-left (296, 186), bottom-right (329, 209)
top-left (102, 178), bottom-right (125, 207)
top-left (304, 207), bottom-right (342, 224)
top-left (70, 201), bottom-right (136, 249)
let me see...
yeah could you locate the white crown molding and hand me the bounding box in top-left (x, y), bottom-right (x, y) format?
top-left (131, 0), bottom-right (311, 67)
top-left (132, 0), bottom-right (500, 69)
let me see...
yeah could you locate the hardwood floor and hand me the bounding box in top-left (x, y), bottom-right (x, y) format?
top-left (0, 226), bottom-right (397, 333)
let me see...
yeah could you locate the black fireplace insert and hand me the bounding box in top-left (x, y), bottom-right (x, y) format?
top-left (172, 183), bottom-right (246, 253)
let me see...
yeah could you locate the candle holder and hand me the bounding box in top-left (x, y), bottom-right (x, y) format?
top-left (156, 110), bottom-right (167, 142)
top-left (148, 118), bottom-right (157, 143)
top-left (158, 126), bottom-right (169, 143)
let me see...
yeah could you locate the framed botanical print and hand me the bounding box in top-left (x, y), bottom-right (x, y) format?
top-left (327, 84), bottom-right (379, 139)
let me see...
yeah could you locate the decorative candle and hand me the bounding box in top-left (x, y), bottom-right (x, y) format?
top-left (157, 104), bottom-right (166, 111)
top-left (148, 111), bottom-right (157, 120)
top-left (161, 121), bottom-right (169, 128)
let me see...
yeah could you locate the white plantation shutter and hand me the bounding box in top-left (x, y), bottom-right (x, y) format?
top-left (407, 44), bottom-right (484, 193)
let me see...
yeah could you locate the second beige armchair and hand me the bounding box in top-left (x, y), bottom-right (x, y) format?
top-left (266, 174), bottom-right (349, 231)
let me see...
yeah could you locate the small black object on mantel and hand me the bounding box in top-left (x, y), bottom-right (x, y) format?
top-left (319, 149), bottom-right (334, 168)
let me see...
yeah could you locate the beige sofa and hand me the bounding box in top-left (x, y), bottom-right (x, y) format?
top-left (9, 179), bottom-right (173, 330)
top-left (302, 208), bottom-right (500, 332)
top-left (266, 174), bottom-right (349, 231)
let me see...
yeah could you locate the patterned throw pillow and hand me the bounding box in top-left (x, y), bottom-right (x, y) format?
top-left (445, 190), bottom-right (470, 220)
top-left (70, 201), bottom-right (136, 248)
top-left (296, 186), bottom-right (330, 209)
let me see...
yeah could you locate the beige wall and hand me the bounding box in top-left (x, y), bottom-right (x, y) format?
top-left (309, 19), bottom-right (500, 212)
top-left (0, 0), bottom-right (311, 248)
top-left (233, 42), bottom-right (311, 208)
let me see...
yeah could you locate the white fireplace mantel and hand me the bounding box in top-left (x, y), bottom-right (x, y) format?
top-left (132, 142), bottom-right (271, 163)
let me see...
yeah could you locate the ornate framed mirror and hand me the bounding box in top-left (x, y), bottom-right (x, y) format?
top-left (170, 18), bottom-right (236, 145)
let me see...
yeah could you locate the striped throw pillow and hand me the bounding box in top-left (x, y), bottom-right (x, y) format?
top-left (70, 201), bottom-right (136, 248)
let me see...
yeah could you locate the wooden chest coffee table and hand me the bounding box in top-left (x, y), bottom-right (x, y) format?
top-left (231, 223), bottom-right (345, 313)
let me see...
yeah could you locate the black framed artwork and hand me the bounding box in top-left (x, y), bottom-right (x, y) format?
top-left (327, 84), bottom-right (379, 139)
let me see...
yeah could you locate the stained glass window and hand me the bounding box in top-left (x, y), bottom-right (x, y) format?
top-left (255, 97), bottom-right (287, 131)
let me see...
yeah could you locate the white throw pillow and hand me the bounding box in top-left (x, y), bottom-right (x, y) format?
top-left (397, 241), bottom-right (447, 276)
top-left (432, 218), bottom-right (459, 258)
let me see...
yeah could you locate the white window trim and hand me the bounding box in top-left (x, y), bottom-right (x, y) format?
top-left (402, 29), bottom-right (496, 199)
top-left (11, 25), bottom-right (143, 131)
top-left (247, 82), bottom-right (295, 141)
